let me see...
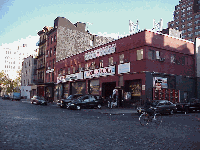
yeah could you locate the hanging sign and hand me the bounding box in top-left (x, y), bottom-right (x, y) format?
top-left (84, 43), bottom-right (116, 60)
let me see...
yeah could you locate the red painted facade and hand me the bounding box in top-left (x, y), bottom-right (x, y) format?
top-left (55, 30), bottom-right (195, 105)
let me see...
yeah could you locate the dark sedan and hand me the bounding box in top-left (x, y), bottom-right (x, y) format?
top-left (2, 95), bottom-right (10, 100)
top-left (31, 96), bottom-right (47, 105)
top-left (137, 100), bottom-right (177, 115)
top-left (58, 94), bottom-right (83, 108)
top-left (68, 95), bottom-right (102, 110)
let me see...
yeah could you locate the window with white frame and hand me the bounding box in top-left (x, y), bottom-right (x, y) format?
top-left (182, 25), bottom-right (185, 28)
top-left (187, 22), bottom-right (192, 26)
top-left (99, 60), bottom-right (103, 68)
top-left (137, 49), bottom-right (143, 60)
top-left (187, 28), bottom-right (193, 32)
top-left (181, 14), bottom-right (185, 18)
top-left (182, 19), bottom-right (185, 23)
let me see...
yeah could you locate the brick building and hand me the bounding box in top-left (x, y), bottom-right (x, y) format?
top-left (168, 0), bottom-right (200, 42)
top-left (36, 17), bottom-right (114, 101)
top-left (55, 29), bottom-right (196, 106)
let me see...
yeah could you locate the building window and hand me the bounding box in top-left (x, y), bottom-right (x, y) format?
top-left (51, 36), bottom-right (53, 44)
top-left (181, 14), bottom-right (185, 18)
top-left (79, 64), bottom-right (81, 72)
top-left (182, 25), bottom-right (185, 28)
top-left (176, 27), bottom-right (179, 30)
top-left (171, 23), bottom-right (174, 27)
top-left (171, 54), bottom-right (176, 63)
top-left (109, 57), bottom-right (113, 66)
top-left (54, 35), bottom-right (56, 41)
top-left (119, 54), bottom-right (124, 64)
top-left (99, 60), bottom-right (103, 68)
top-left (181, 56), bottom-right (185, 65)
top-left (73, 67), bottom-right (75, 74)
top-left (195, 14), bottom-right (200, 19)
top-left (176, 21), bottom-right (179, 25)
top-left (182, 19), bottom-right (185, 23)
top-left (182, 30), bottom-right (186, 33)
top-left (68, 68), bottom-right (70, 74)
top-left (50, 48), bottom-right (52, 57)
top-left (187, 17), bottom-right (192, 21)
top-left (187, 28), bottom-right (193, 32)
top-left (187, 23), bottom-right (192, 26)
top-left (148, 50), bottom-right (155, 60)
top-left (137, 49), bottom-right (143, 60)
top-left (54, 46), bottom-right (56, 55)
top-left (85, 63), bottom-right (89, 70)
top-left (91, 62), bottom-right (95, 69)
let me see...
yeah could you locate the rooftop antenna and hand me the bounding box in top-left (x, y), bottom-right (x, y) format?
top-left (152, 19), bottom-right (163, 32)
top-left (86, 22), bottom-right (93, 31)
top-left (129, 19), bottom-right (140, 34)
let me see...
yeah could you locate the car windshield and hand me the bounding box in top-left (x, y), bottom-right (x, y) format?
top-left (66, 95), bottom-right (73, 99)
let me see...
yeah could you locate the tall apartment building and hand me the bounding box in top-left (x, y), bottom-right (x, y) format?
top-left (0, 42), bottom-right (38, 80)
top-left (168, 0), bottom-right (200, 42)
top-left (21, 56), bottom-right (37, 99)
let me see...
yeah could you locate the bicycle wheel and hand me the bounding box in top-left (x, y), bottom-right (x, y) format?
top-left (153, 113), bottom-right (163, 125)
top-left (139, 113), bottom-right (150, 126)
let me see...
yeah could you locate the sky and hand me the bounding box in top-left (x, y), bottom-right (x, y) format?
top-left (0, 0), bottom-right (180, 46)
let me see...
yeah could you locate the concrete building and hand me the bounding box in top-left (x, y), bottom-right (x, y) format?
top-left (0, 36), bottom-right (38, 80)
top-left (21, 56), bottom-right (37, 99)
top-left (55, 29), bottom-right (196, 106)
top-left (168, 0), bottom-right (200, 42)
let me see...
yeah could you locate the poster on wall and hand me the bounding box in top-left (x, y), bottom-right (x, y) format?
top-left (90, 80), bottom-right (99, 95)
top-left (129, 80), bottom-right (141, 97)
top-left (71, 82), bottom-right (86, 95)
top-left (153, 77), bottom-right (168, 89)
top-left (63, 84), bottom-right (69, 99)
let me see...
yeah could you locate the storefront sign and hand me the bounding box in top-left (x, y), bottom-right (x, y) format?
top-left (84, 66), bottom-right (115, 79)
top-left (118, 62), bottom-right (130, 74)
top-left (84, 43), bottom-right (116, 60)
top-left (65, 72), bottom-right (83, 81)
top-left (153, 77), bottom-right (168, 89)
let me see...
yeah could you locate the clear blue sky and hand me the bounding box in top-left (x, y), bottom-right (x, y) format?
top-left (0, 0), bottom-right (179, 45)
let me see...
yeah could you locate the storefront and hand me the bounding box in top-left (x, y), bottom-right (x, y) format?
top-left (70, 81), bottom-right (86, 95)
top-left (89, 79), bottom-right (100, 95)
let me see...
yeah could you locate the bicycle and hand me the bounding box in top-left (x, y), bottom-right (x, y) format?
top-left (139, 108), bottom-right (163, 126)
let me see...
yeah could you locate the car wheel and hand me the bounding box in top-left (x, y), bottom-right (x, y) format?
top-left (170, 109), bottom-right (174, 115)
top-left (185, 107), bottom-right (189, 114)
top-left (97, 104), bottom-right (101, 109)
top-left (76, 105), bottom-right (81, 110)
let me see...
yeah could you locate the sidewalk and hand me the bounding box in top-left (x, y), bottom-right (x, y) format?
top-left (21, 99), bottom-right (138, 115)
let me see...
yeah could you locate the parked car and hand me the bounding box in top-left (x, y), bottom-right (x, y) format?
top-left (137, 100), bottom-right (177, 115)
top-left (31, 96), bottom-right (47, 105)
top-left (68, 95), bottom-right (102, 110)
top-left (94, 95), bottom-right (106, 106)
top-left (2, 95), bottom-right (10, 100)
top-left (176, 98), bottom-right (200, 114)
top-left (58, 94), bottom-right (83, 108)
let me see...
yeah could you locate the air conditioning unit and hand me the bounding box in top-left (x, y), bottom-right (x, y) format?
top-left (159, 58), bottom-right (165, 62)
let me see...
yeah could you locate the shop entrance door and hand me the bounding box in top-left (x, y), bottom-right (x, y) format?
top-left (118, 89), bottom-right (123, 107)
top-left (102, 82), bottom-right (116, 99)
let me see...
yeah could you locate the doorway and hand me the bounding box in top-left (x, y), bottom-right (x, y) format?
top-left (102, 82), bottom-right (116, 99)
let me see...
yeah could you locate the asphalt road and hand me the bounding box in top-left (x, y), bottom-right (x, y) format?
top-left (0, 98), bottom-right (200, 150)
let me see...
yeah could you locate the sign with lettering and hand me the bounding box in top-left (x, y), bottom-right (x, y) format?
top-left (118, 62), bottom-right (130, 74)
top-left (84, 43), bottom-right (116, 60)
top-left (84, 66), bottom-right (115, 79)
top-left (65, 72), bottom-right (83, 81)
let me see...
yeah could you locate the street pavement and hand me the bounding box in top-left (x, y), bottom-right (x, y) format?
top-left (1, 98), bottom-right (200, 150)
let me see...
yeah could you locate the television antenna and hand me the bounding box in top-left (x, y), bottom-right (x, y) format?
top-left (129, 19), bottom-right (140, 34)
top-left (152, 19), bottom-right (163, 32)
